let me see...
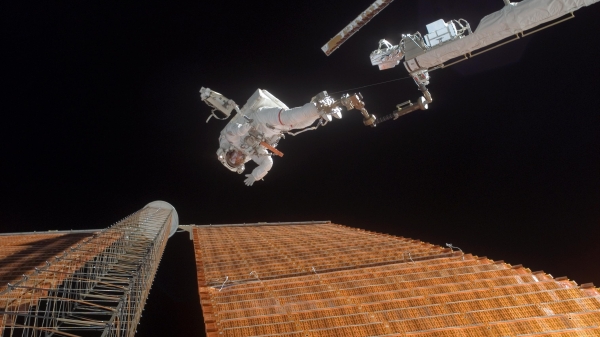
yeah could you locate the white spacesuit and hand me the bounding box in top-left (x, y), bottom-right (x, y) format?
top-left (201, 87), bottom-right (375, 185)
top-left (214, 89), bottom-right (328, 186)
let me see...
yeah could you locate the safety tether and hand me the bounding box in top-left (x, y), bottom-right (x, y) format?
top-left (329, 75), bottom-right (411, 94)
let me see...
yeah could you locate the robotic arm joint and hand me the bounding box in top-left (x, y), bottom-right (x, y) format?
top-left (312, 91), bottom-right (377, 127)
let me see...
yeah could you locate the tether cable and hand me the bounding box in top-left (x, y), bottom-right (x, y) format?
top-left (329, 75), bottom-right (412, 94)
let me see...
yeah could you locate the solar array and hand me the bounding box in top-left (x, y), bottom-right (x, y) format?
top-left (192, 223), bottom-right (600, 337)
top-left (0, 232), bottom-right (94, 293)
top-left (0, 203), bottom-right (176, 337)
top-left (0, 231), bottom-right (95, 333)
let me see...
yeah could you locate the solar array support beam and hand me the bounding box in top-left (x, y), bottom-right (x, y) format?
top-left (0, 201), bottom-right (177, 337)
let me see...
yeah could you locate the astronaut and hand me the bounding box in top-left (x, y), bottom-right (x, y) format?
top-left (203, 88), bottom-right (340, 186)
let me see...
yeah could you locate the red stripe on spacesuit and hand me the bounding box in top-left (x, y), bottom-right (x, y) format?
top-left (277, 109), bottom-right (293, 127)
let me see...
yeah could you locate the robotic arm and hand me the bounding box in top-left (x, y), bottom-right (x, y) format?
top-left (311, 91), bottom-right (377, 127)
top-left (323, 0), bottom-right (600, 124)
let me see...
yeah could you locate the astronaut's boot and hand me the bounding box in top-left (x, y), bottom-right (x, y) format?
top-left (319, 107), bottom-right (342, 121)
top-left (319, 111), bottom-right (333, 122)
top-left (330, 109), bottom-right (342, 119)
top-left (312, 91), bottom-right (342, 121)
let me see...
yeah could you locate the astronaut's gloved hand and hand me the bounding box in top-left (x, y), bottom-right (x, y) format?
top-left (244, 174), bottom-right (256, 186)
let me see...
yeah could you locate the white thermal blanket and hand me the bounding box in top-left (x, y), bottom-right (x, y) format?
top-left (413, 0), bottom-right (598, 69)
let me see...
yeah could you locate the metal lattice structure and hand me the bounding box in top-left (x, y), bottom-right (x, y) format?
top-left (0, 201), bottom-right (178, 337)
top-left (188, 222), bottom-right (600, 337)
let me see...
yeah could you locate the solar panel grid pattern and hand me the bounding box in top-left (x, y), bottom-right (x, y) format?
top-left (1, 205), bottom-right (175, 337)
top-left (195, 224), bottom-right (451, 285)
top-left (0, 233), bottom-right (93, 292)
top-left (192, 223), bottom-right (600, 337)
top-left (0, 232), bottom-right (96, 332)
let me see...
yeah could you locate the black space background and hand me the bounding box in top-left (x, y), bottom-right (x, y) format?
top-left (2, 1), bottom-right (599, 336)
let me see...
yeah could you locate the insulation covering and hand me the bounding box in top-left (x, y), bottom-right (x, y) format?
top-left (414, 0), bottom-right (600, 69)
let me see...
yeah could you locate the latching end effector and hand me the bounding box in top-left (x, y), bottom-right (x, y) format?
top-left (340, 93), bottom-right (377, 127)
top-left (200, 87), bottom-right (240, 123)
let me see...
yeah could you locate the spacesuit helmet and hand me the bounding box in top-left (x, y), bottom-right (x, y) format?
top-left (217, 147), bottom-right (246, 174)
top-left (225, 149), bottom-right (246, 168)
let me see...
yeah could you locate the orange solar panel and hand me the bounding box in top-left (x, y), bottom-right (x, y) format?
top-left (0, 232), bottom-right (93, 291)
top-left (191, 222), bottom-right (600, 337)
top-left (0, 231), bottom-right (95, 332)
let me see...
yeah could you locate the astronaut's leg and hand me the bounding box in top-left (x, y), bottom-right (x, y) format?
top-left (254, 103), bottom-right (319, 129)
